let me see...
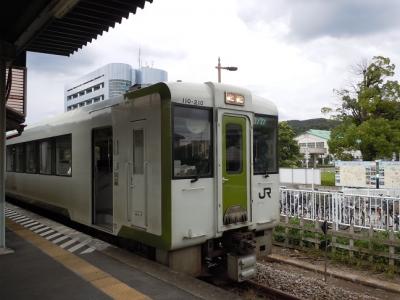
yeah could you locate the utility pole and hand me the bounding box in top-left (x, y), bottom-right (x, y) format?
top-left (215, 57), bottom-right (238, 83)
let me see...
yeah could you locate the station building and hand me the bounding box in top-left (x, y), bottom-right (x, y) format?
top-left (295, 129), bottom-right (331, 166)
top-left (64, 63), bottom-right (167, 111)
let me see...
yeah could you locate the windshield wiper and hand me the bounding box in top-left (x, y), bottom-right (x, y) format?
top-left (190, 175), bottom-right (199, 183)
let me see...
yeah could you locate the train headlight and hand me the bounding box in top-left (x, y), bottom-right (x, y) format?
top-left (225, 92), bottom-right (245, 106)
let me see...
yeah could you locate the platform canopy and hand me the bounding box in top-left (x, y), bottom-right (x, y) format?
top-left (2, 0), bottom-right (152, 56)
top-left (0, 0), bottom-right (153, 251)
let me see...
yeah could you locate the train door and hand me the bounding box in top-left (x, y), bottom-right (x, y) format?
top-left (127, 121), bottom-right (147, 229)
top-left (92, 127), bottom-right (113, 231)
top-left (220, 114), bottom-right (250, 226)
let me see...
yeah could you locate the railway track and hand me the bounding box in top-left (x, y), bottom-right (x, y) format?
top-left (245, 280), bottom-right (302, 300)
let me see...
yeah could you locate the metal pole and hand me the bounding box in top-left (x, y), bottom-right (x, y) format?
top-left (217, 57), bottom-right (221, 83)
top-left (375, 160), bottom-right (380, 189)
top-left (0, 55), bottom-right (6, 250)
top-left (305, 147), bottom-right (309, 168)
top-left (311, 168), bottom-right (314, 191)
top-left (0, 40), bottom-right (15, 254)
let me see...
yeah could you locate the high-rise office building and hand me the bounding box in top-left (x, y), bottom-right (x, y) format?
top-left (64, 63), bottom-right (167, 111)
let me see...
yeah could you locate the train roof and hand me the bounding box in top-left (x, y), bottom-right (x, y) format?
top-left (128, 81), bottom-right (278, 117)
top-left (9, 82), bottom-right (277, 143)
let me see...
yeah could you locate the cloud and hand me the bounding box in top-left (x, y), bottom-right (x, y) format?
top-left (238, 0), bottom-right (400, 41)
top-left (25, 0), bottom-right (400, 124)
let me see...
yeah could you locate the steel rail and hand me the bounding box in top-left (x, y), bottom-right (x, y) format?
top-left (245, 280), bottom-right (303, 300)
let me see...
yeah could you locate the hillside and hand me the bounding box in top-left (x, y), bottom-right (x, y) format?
top-left (286, 118), bottom-right (340, 135)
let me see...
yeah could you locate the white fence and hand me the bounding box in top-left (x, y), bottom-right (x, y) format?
top-left (280, 168), bottom-right (321, 185)
top-left (342, 187), bottom-right (400, 199)
top-left (280, 188), bottom-right (400, 231)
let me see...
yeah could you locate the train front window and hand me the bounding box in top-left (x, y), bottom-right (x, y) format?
top-left (253, 114), bottom-right (278, 174)
top-left (173, 105), bottom-right (212, 178)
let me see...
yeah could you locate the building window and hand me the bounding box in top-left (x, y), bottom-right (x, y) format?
top-left (56, 135), bottom-right (72, 176)
top-left (39, 140), bottom-right (53, 175)
top-left (79, 102), bottom-right (85, 107)
top-left (109, 79), bottom-right (131, 98)
top-left (299, 143), bottom-right (306, 147)
top-left (73, 93), bottom-right (78, 98)
top-left (26, 142), bottom-right (38, 173)
top-left (85, 88), bottom-right (92, 94)
top-left (307, 142), bottom-right (315, 148)
top-left (172, 105), bottom-right (212, 178)
top-left (316, 142), bottom-right (324, 148)
top-left (79, 91), bottom-right (85, 96)
top-left (93, 84), bottom-right (100, 91)
top-left (86, 100), bottom-right (92, 105)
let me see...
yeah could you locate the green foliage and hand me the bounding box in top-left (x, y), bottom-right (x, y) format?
top-left (321, 170), bottom-right (335, 186)
top-left (286, 118), bottom-right (341, 135)
top-left (276, 219), bottom-right (400, 274)
top-left (323, 56), bottom-right (400, 160)
top-left (278, 122), bottom-right (301, 167)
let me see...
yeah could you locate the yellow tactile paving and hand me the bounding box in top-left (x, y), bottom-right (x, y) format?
top-left (6, 216), bottom-right (151, 300)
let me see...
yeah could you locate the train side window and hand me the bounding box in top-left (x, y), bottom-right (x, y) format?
top-left (133, 129), bottom-right (144, 174)
top-left (253, 114), bottom-right (278, 174)
top-left (6, 145), bottom-right (16, 172)
top-left (15, 144), bottom-right (25, 173)
top-left (172, 105), bottom-right (213, 178)
top-left (39, 139), bottom-right (53, 175)
top-left (26, 142), bottom-right (38, 173)
top-left (56, 135), bottom-right (72, 176)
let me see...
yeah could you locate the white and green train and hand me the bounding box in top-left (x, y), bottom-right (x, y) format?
top-left (6, 82), bottom-right (279, 281)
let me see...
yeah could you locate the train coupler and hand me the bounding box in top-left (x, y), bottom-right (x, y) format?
top-left (227, 253), bottom-right (257, 282)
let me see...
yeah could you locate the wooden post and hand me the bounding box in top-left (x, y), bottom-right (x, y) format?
top-left (332, 222), bottom-right (336, 254)
top-left (284, 214), bottom-right (289, 248)
top-left (368, 225), bottom-right (373, 263)
top-left (315, 220), bottom-right (320, 250)
top-left (349, 224), bottom-right (354, 259)
top-left (300, 216), bottom-right (304, 249)
top-left (389, 228), bottom-right (395, 267)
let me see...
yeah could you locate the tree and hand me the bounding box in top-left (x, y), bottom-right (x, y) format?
top-left (278, 122), bottom-right (301, 167)
top-left (322, 56), bottom-right (400, 160)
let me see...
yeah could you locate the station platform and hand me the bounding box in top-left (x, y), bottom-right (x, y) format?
top-left (0, 205), bottom-right (238, 300)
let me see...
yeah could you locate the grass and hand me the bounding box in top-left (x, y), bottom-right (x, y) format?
top-left (274, 219), bottom-right (400, 275)
top-left (321, 170), bottom-right (335, 186)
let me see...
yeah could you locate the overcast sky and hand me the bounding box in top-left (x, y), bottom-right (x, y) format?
top-left (26, 0), bottom-right (400, 123)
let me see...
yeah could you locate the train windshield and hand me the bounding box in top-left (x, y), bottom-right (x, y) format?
top-left (173, 105), bottom-right (212, 178)
top-left (253, 114), bottom-right (278, 174)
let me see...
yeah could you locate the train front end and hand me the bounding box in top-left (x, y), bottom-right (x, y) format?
top-left (169, 82), bottom-right (279, 281)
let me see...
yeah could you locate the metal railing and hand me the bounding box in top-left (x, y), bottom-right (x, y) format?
top-left (342, 187), bottom-right (400, 199)
top-left (280, 188), bottom-right (400, 231)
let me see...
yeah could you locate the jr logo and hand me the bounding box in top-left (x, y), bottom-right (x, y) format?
top-left (259, 187), bottom-right (271, 199)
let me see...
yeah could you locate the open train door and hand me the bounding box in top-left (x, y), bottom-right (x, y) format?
top-left (92, 127), bottom-right (114, 231)
top-left (217, 110), bottom-right (252, 231)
